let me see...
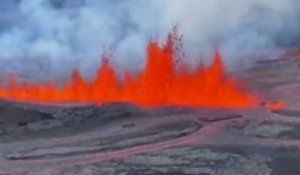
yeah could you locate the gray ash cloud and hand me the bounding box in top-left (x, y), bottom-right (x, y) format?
top-left (0, 0), bottom-right (299, 79)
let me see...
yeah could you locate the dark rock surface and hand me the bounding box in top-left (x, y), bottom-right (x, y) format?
top-left (1, 50), bottom-right (300, 174)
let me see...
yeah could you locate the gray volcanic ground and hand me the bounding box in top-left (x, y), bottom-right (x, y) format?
top-left (1, 48), bottom-right (300, 175)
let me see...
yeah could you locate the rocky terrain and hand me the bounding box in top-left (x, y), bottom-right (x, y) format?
top-left (1, 49), bottom-right (300, 175)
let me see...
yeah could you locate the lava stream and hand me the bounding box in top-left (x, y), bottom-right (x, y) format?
top-left (0, 33), bottom-right (258, 108)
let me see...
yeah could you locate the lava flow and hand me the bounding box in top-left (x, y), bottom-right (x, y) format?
top-left (0, 32), bottom-right (258, 108)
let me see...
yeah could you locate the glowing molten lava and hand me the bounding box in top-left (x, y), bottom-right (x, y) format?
top-left (0, 33), bottom-right (258, 108)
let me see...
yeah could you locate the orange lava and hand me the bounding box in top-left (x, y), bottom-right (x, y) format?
top-left (265, 101), bottom-right (286, 110)
top-left (0, 33), bottom-right (259, 108)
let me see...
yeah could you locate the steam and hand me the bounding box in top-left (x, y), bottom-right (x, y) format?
top-left (0, 0), bottom-right (299, 78)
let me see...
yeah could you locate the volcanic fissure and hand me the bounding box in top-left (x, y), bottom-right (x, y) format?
top-left (0, 32), bottom-right (258, 108)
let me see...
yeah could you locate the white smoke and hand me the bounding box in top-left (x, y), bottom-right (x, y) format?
top-left (0, 0), bottom-right (299, 78)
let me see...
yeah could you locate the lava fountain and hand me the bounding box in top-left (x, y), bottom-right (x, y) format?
top-left (0, 32), bottom-right (259, 108)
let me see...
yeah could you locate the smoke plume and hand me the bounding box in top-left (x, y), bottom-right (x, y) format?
top-left (0, 0), bottom-right (299, 79)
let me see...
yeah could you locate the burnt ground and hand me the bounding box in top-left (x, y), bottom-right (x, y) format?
top-left (1, 50), bottom-right (300, 174)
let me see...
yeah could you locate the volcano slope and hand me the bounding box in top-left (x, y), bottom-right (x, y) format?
top-left (1, 50), bottom-right (300, 175)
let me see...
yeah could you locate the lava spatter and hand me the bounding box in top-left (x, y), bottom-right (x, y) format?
top-left (0, 32), bottom-right (258, 108)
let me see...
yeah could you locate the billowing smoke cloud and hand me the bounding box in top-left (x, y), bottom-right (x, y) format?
top-left (0, 0), bottom-right (299, 79)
